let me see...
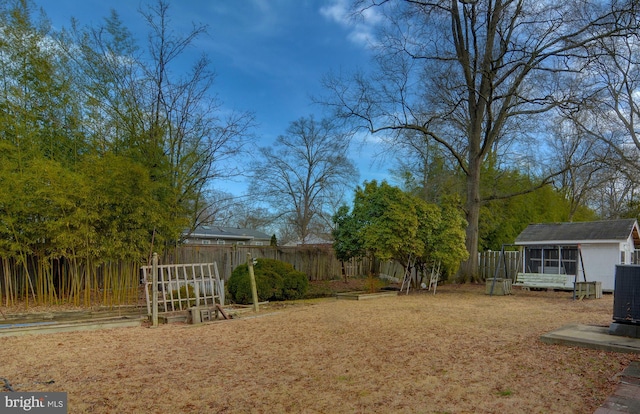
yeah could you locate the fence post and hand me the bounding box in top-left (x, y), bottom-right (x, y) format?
top-left (152, 252), bottom-right (158, 327)
top-left (247, 253), bottom-right (259, 312)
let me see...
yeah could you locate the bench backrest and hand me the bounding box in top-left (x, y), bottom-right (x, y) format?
top-left (516, 272), bottom-right (568, 285)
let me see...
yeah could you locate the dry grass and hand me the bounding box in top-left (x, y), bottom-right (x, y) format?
top-left (1, 284), bottom-right (637, 413)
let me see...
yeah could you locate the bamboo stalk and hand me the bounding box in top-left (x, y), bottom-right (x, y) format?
top-left (0, 258), bottom-right (5, 306)
top-left (102, 262), bottom-right (108, 306)
top-left (48, 260), bottom-right (58, 305)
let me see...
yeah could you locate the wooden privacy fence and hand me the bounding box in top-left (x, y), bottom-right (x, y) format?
top-left (141, 262), bottom-right (224, 315)
top-left (164, 245), bottom-right (374, 281)
top-left (157, 248), bottom-right (640, 285)
top-left (2, 246), bottom-right (565, 308)
top-left (478, 250), bottom-right (521, 281)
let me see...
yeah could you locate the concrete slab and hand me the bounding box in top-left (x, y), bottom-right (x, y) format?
top-left (595, 362), bottom-right (640, 413)
top-left (540, 324), bottom-right (640, 354)
top-left (540, 327), bottom-right (640, 413)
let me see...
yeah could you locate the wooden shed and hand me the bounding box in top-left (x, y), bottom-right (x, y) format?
top-left (514, 219), bottom-right (640, 292)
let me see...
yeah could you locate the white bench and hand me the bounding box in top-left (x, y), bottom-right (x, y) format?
top-left (514, 272), bottom-right (569, 290)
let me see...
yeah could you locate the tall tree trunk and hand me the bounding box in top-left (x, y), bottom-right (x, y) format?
top-left (341, 260), bottom-right (348, 283)
top-left (460, 149), bottom-right (482, 282)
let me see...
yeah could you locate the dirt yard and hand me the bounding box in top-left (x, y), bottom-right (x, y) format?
top-left (0, 284), bottom-right (637, 413)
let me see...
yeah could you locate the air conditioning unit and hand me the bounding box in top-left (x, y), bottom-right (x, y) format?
top-left (612, 265), bottom-right (640, 324)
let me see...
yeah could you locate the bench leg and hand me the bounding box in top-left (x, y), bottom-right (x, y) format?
top-left (200, 308), bottom-right (211, 322)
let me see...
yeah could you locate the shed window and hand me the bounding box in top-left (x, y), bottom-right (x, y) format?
top-left (524, 246), bottom-right (577, 275)
top-left (634, 250), bottom-right (640, 264)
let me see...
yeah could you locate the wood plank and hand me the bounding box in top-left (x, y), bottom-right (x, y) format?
top-left (514, 272), bottom-right (568, 288)
top-left (203, 263), bottom-right (212, 306)
top-left (214, 262), bottom-right (224, 306)
top-left (215, 303), bottom-right (231, 320)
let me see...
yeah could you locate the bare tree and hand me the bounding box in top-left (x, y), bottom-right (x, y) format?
top-left (223, 200), bottom-right (277, 231)
top-left (192, 189), bottom-right (242, 225)
top-left (558, 111), bottom-right (640, 219)
top-left (321, 0), bottom-right (637, 281)
top-left (593, 167), bottom-right (640, 219)
top-left (60, 0), bottom-right (255, 240)
top-left (248, 116), bottom-right (358, 244)
top-left (389, 129), bottom-right (461, 202)
top-left (546, 114), bottom-right (614, 221)
top-left (555, 28), bottom-right (640, 218)
top-left (140, 1), bottom-right (255, 230)
top-left (588, 31), bottom-right (640, 150)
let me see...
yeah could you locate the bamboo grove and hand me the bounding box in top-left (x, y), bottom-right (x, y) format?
top-left (0, 1), bottom-right (252, 307)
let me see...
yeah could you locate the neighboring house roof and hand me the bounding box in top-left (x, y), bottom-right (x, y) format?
top-left (283, 234), bottom-right (334, 247)
top-left (185, 225), bottom-right (271, 243)
top-left (515, 219), bottom-right (640, 247)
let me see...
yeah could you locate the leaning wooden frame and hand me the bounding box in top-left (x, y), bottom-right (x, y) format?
top-left (141, 262), bottom-right (224, 316)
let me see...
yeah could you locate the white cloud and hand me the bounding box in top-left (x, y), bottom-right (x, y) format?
top-left (359, 4), bottom-right (384, 26)
top-left (347, 28), bottom-right (375, 47)
top-left (319, 0), bottom-right (351, 26)
top-left (320, 0), bottom-right (383, 48)
top-left (207, 1), bottom-right (289, 37)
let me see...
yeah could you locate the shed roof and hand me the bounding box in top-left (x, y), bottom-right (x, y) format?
top-left (515, 219), bottom-right (640, 247)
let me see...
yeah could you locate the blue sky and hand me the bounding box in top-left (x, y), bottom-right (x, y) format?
top-left (33, 0), bottom-right (392, 194)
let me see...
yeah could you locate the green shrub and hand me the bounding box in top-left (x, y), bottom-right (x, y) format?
top-left (227, 258), bottom-right (308, 304)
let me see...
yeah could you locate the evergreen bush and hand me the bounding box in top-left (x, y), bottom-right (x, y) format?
top-left (227, 258), bottom-right (308, 304)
